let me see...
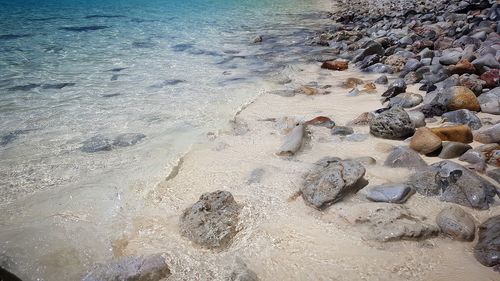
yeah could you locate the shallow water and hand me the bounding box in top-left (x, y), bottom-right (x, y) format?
top-left (0, 0), bottom-right (334, 279)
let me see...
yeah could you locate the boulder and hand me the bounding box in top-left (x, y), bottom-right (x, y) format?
top-left (474, 216), bottom-right (500, 268)
top-left (366, 183), bottom-right (415, 203)
top-left (442, 109), bottom-right (482, 130)
top-left (436, 206), bottom-right (475, 241)
top-left (81, 254), bottom-right (170, 281)
top-left (179, 190), bottom-right (241, 249)
top-left (410, 127), bottom-right (442, 154)
top-left (478, 88), bottom-right (500, 115)
top-left (408, 161), bottom-right (498, 209)
top-left (384, 146), bottom-right (428, 170)
top-left (369, 107), bottom-right (415, 140)
top-left (447, 86), bottom-right (481, 112)
top-left (301, 157), bottom-right (366, 210)
top-left (473, 124), bottom-right (500, 144)
top-left (430, 125), bottom-right (473, 143)
top-left (438, 141), bottom-right (472, 159)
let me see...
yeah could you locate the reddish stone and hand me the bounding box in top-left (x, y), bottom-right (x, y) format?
top-left (321, 60), bottom-right (348, 71)
top-left (449, 59), bottom-right (476, 75)
top-left (480, 69), bottom-right (500, 88)
top-left (305, 116), bottom-right (336, 128)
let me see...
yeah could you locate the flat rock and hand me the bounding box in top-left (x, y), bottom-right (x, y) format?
top-left (438, 141), bottom-right (472, 159)
top-left (179, 190), bottom-right (241, 249)
top-left (366, 183), bottom-right (414, 203)
top-left (301, 157), bottom-right (366, 210)
top-left (436, 205), bottom-right (475, 241)
top-left (81, 254), bottom-right (170, 281)
top-left (473, 124), bottom-right (500, 144)
top-left (369, 107), bottom-right (415, 140)
top-left (442, 109), bottom-right (482, 130)
top-left (353, 205), bottom-right (439, 242)
top-left (384, 146), bottom-right (428, 170)
top-left (408, 160), bottom-right (498, 209)
top-left (410, 127), bottom-right (442, 154)
top-left (430, 125), bottom-right (473, 143)
top-left (474, 216), bottom-right (500, 268)
top-left (331, 126), bottom-right (354, 136)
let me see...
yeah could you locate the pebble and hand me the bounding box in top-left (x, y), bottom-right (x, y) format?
top-left (366, 183), bottom-right (415, 203)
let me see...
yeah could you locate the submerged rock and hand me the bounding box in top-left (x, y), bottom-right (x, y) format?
top-left (179, 190), bottom-right (241, 249)
top-left (81, 254), bottom-right (170, 281)
top-left (366, 183), bottom-right (414, 203)
top-left (112, 133), bottom-right (146, 147)
top-left (301, 157), bottom-right (366, 210)
top-left (474, 216), bottom-right (500, 269)
top-left (229, 259), bottom-right (259, 281)
top-left (436, 205), bottom-right (475, 241)
top-left (80, 135), bottom-right (112, 153)
top-left (409, 161), bottom-right (498, 209)
top-left (369, 107), bottom-right (415, 140)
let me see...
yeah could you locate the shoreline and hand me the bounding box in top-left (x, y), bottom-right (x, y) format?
top-left (2, 0), bottom-right (500, 279)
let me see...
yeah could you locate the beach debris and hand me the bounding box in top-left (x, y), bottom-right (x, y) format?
top-left (277, 123), bottom-right (305, 156)
top-left (301, 157), bottom-right (366, 209)
top-left (179, 190), bottom-right (241, 249)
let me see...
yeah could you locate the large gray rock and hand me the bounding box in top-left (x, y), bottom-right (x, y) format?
top-left (81, 254), bottom-right (170, 281)
top-left (408, 161), bottom-right (498, 209)
top-left (301, 157), bottom-right (366, 210)
top-left (473, 123), bottom-right (500, 144)
top-left (179, 190), bottom-right (241, 249)
top-left (442, 109), bottom-right (482, 130)
top-left (384, 146), bottom-right (428, 170)
top-left (389, 93), bottom-right (423, 108)
top-left (478, 88), bottom-right (500, 115)
top-left (474, 216), bottom-right (500, 269)
top-left (354, 205), bottom-right (439, 242)
top-left (369, 107), bottom-right (415, 140)
top-left (487, 168), bottom-right (500, 184)
top-left (436, 205), bottom-right (475, 241)
top-left (366, 183), bottom-right (414, 203)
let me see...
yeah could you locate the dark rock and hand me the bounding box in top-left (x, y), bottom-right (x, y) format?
top-left (366, 183), bottom-right (414, 203)
top-left (112, 133), bottom-right (146, 147)
top-left (381, 78), bottom-right (407, 101)
top-left (438, 141), bottom-right (472, 159)
top-left (60, 25), bottom-right (110, 32)
top-left (472, 54), bottom-right (500, 69)
top-left (480, 69), bottom-right (500, 88)
top-left (409, 160), bottom-right (498, 209)
top-left (301, 157), bottom-right (366, 210)
top-left (442, 109), bottom-right (482, 130)
top-left (252, 35), bottom-right (263, 43)
top-left (369, 107), bottom-right (415, 140)
top-left (404, 71), bottom-right (423, 84)
top-left (7, 83), bottom-right (40, 91)
top-left (374, 75), bottom-right (388, 84)
top-left (81, 254), bottom-right (170, 281)
top-left (358, 54), bottom-right (380, 69)
top-left (80, 135), bottom-right (112, 153)
top-left (331, 126), bottom-right (354, 135)
top-left (436, 205), bottom-right (475, 241)
top-left (353, 41), bottom-right (384, 63)
top-left (474, 216), bottom-right (500, 268)
top-left (179, 190), bottom-right (241, 249)
top-left (384, 146), bottom-right (428, 170)
top-left (41, 82), bottom-right (75, 89)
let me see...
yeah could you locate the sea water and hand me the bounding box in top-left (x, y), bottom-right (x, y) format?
top-left (0, 0), bottom-right (332, 279)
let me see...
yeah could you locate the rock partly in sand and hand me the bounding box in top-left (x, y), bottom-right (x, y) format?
top-left (473, 124), bottom-right (500, 144)
top-left (408, 161), bottom-right (498, 210)
top-left (331, 126), bottom-right (354, 136)
top-left (81, 254), bottom-right (171, 281)
top-left (369, 107), bottom-right (415, 140)
top-left (277, 123), bottom-right (305, 156)
top-left (442, 109), bottom-right (482, 130)
top-left (438, 141), bottom-right (472, 159)
top-left (301, 157), bottom-right (366, 210)
top-left (354, 205), bottom-right (439, 242)
top-left (474, 216), bottom-right (500, 269)
top-left (436, 205), bottom-right (475, 241)
top-left (409, 127), bottom-right (442, 155)
top-left (366, 183), bottom-right (414, 203)
top-left (384, 146), bottom-right (428, 170)
top-left (478, 88), bottom-right (500, 115)
top-left (179, 190), bottom-right (241, 249)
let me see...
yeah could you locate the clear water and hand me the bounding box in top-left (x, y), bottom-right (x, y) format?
top-left (0, 0), bottom-right (333, 279)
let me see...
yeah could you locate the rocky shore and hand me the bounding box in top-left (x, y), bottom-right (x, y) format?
top-left (1, 0), bottom-right (500, 280)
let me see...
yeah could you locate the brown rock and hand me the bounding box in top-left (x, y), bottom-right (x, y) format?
top-left (304, 116), bottom-right (336, 128)
top-left (343, 77), bottom-right (363, 88)
top-left (449, 59), bottom-right (476, 75)
top-left (430, 125), bottom-right (473, 143)
top-left (321, 60), bottom-right (348, 71)
top-left (480, 69), bottom-right (500, 88)
top-left (346, 112), bottom-right (375, 126)
top-left (384, 54), bottom-right (406, 72)
top-left (363, 82), bottom-right (376, 91)
top-left (410, 127), bottom-right (442, 154)
top-left (447, 86), bottom-right (481, 111)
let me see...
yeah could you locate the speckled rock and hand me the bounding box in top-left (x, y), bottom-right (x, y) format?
top-left (369, 107), bottom-right (415, 140)
top-left (436, 205), bottom-right (475, 241)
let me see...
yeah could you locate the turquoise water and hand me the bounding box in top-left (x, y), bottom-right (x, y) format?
top-left (0, 0), bottom-right (332, 279)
